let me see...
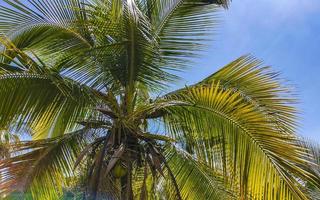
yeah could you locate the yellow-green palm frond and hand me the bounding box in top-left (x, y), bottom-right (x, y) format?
top-left (158, 56), bottom-right (320, 199)
top-left (199, 55), bottom-right (298, 135)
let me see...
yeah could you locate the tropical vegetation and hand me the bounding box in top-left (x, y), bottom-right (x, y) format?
top-left (0, 0), bottom-right (319, 199)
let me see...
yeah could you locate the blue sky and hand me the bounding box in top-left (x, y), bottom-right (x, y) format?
top-left (178, 0), bottom-right (320, 141)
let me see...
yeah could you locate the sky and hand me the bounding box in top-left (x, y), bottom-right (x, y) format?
top-left (179, 0), bottom-right (320, 141)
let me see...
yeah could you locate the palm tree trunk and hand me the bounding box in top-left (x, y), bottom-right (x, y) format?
top-left (120, 159), bottom-right (133, 200)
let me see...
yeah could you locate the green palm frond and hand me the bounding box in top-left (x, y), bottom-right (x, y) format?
top-left (0, 0), bottom-right (161, 90)
top-left (86, 0), bottom-right (174, 90)
top-left (0, 0), bottom-right (99, 89)
top-left (0, 40), bottom-right (102, 139)
top-left (0, 0), bottom-right (228, 91)
top-left (148, 0), bottom-right (223, 70)
top-left (0, 0), bottom-right (93, 48)
top-left (0, 0), bottom-right (93, 80)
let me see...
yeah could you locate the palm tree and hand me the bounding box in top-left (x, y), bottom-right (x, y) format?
top-left (0, 0), bottom-right (319, 199)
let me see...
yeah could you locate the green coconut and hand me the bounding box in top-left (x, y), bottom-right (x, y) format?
top-left (113, 162), bottom-right (127, 178)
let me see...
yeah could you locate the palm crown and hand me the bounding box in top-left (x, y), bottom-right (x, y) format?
top-left (0, 0), bottom-right (319, 199)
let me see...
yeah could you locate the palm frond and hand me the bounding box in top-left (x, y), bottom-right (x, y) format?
top-left (160, 56), bottom-right (320, 199)
top-left (0, 128), bottom-right (96, 200)
top-left (145, 0), bottom-right (224, 71)
top-left (0, 0), bottom-right (229, 92)
top-left (0, 40), bottom-right (102, 139)
top-left (0, 0), bottom-right (93, 48)
top-left (199, 55), bottom-right (298, 135)
top-left (0, 0), bottom-right (105, 88)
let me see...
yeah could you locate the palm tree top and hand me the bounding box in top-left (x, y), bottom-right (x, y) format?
top-left (0, 0), bottom-right (319, 199)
